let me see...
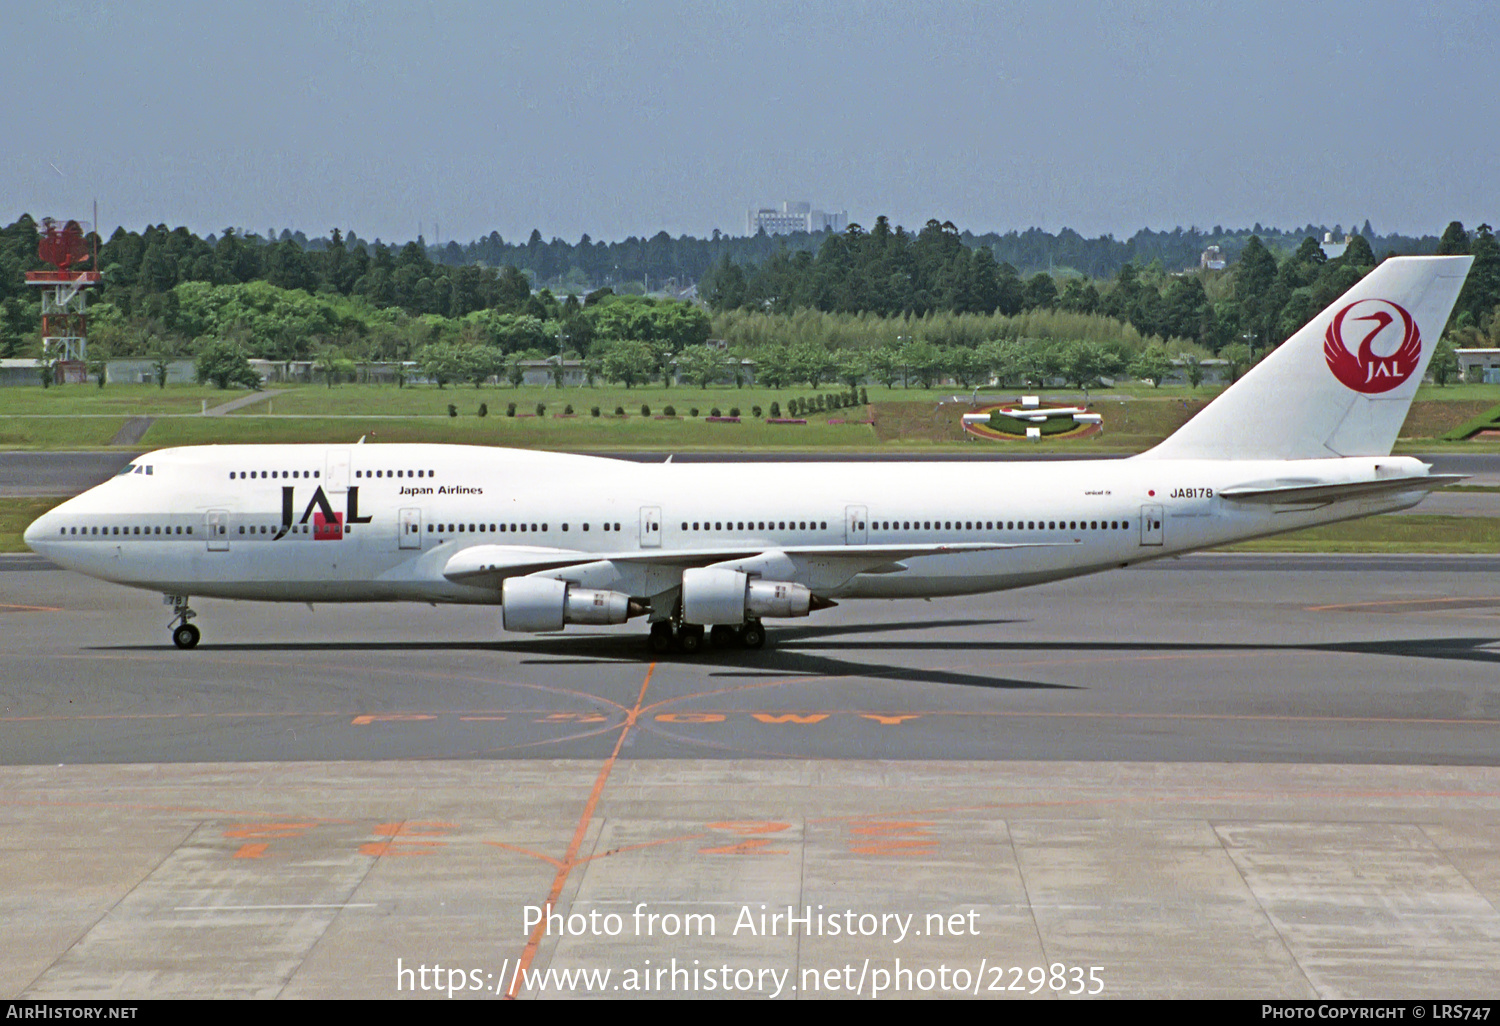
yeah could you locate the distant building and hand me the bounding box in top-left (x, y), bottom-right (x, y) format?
top-left (1320, 232), bottom-right (1351, 260)
top-left (1456, 348), bottom-right (1500, 384)
top-left (746, 201), bottom-right (847, 236)
top-left (1200, 245), bottom-right (1226, 270)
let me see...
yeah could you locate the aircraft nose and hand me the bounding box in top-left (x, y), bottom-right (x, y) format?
top-left (23, 508), bottom-right (54, 550)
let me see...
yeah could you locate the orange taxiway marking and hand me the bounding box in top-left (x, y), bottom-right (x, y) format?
top-left (507, 661), bottom-right (656, 999)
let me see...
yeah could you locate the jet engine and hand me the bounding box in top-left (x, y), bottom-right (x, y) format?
top-left (680, 567), bottom-right (812, 625)
top-left (501, 576), bottom-right (643, 633)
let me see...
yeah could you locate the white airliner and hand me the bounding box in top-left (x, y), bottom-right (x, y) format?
top-left (24, 255), bottom-right (1472, 653)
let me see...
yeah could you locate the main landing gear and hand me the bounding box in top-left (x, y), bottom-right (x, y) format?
top-left (648, 618), bottom-right (766, 654)
top-left (166, 595), bottom-right (200, 649)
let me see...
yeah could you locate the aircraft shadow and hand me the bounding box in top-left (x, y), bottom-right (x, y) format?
top-left (89, 626), bottom-right (1500, 692)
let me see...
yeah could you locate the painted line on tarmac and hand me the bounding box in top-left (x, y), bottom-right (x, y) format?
top-left (507, 661), bottom-right (657, 999)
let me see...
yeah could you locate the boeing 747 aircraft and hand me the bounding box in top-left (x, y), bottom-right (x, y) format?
top-left (24, 256), bottom-right (1472, 653)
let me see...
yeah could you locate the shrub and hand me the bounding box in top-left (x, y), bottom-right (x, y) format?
top-left (591, 406), bottom-right (601, 417)
top-left (729, 407), bottom-right (740, 417)
top-left (769, 401), bottom-right (780, 417)
top-left (536, 402), bottom-right (546, 416)
top-left (506, 402), bottom-right (516, 417)
top-left (751, 405), bottom-right (762, 417)
top-left (447, 404), bottom-right (458, 418)
top-left (689, 407), bottom-right (699, 417)
top-left (477, 402), bottom-right (488, 417)
top-left (710, 407), bottom-right (721, 417)
top-left (663, 405), bottom-right (675, 416)
top-left (615, 405), bottom-right (626, 416)
top-left (564, 404), bottom-right (574, 415)
top-left (641, 403), bottom-right (651, 416)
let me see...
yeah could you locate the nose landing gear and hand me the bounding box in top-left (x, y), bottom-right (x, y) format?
top-left (165, 595), bottom-right (200, 649)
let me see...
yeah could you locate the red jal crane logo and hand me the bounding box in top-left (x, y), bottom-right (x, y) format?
top-left (1323, 299), bottom-right (1421, 394)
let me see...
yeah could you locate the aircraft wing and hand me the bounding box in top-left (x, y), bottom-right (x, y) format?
top-left (441, 540), bottom-right (1073, 588)
top-left (1217, 473), bottom-right (1466, 505)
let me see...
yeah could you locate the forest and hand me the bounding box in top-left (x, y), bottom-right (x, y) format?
top-left (0, 213), bottom-right (1494, 391)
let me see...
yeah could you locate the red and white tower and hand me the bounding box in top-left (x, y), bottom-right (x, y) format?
top-left (26, 217), bottom-right (101, 383)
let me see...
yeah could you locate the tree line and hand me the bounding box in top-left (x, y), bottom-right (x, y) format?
top-left (2, 213), bottom-right (1496, 391)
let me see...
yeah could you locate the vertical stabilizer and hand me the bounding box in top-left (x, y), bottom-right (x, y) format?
top-left (1139, 255), bottom-right (1472, 460)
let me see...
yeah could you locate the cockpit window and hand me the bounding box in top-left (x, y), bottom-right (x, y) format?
top-left (116, 464), bottom-right (134, 476)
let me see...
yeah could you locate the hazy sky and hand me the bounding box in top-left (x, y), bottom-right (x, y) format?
top-left (3, 0), bottom-right (1496, 244)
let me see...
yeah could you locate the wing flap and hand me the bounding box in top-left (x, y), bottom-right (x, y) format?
top-left (442, 541), bottom-right (1069, 587)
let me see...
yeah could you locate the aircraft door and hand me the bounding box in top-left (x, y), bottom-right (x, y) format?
top-left (845, 505), bottom-right (868, 545)
top-left (640, 506), bottom-right (662, 548)
top-left (205, 509), bottom-right (230, 551)
top-left (399, 507), bottom-right (422, 550)
top-left (326, 450), bottom-right (350, 494)
top-left (1139, 504), bottom-right (1164, 546)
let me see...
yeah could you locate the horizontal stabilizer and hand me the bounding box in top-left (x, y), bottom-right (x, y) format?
top-left (1218, 473), bottom-right (1465, 505)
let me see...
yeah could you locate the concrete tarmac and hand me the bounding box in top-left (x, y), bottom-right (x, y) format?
top-left (2, 556), bottom-right (1500, 998)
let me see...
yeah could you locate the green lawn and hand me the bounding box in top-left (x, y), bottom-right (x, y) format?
top-left (2, 379), bottom-right (1498, 452)
top-left (1, 497), bottom-right (65, 552)
top-left (1225, 515), bottom-right (1500, 553)
top-left (0, 418), bottom-right (131, 449)
top-left (141, 412), bottom-right (880, 450)
top-left (0, 382), bottom-right (241, 414)
top-left (237, 382), bottom-right (911, 417)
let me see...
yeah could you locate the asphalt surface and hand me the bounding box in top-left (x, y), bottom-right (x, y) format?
top-left (5, 452), bottom-right (1500, 1000)
top-left (4, 554), bottom-right (1497, 765)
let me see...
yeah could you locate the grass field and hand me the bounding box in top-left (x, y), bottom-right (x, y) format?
top-left (140, 413), bottom-right (880, 450)
top-left (1223, 515), bottom-right (1500, 553)
top-left (1, 380), bottom-right (1498, 452)
top-left (0, 383), bottom-right (238, 414)
top-left (1, 497), bottom-right (65, 552)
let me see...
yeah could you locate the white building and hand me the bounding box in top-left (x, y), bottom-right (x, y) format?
top-left (746, 201), bottom-right (847, 236)
top-left (1456, 348), bottom-right (1500, 384)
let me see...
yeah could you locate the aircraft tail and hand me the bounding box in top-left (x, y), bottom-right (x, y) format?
top-left (1139, 255), bottom-right (1472, 461)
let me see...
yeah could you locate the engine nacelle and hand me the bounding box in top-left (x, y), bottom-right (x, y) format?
top-left (681, 567), bottom-right (812, 625)
top-left (501, 576), bottom-right (636, 632)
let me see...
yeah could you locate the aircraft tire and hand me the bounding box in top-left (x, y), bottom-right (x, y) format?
top-left (172, 624), bottom-right (201, 650)
top-left (709, 625), bottom-right (738, 648)
top-left (676, 624), bottom-right (704, 654)
top-left (739, 621), bottom-right (766, 649)
top-left (648, 621), bottom-right (675, 654)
